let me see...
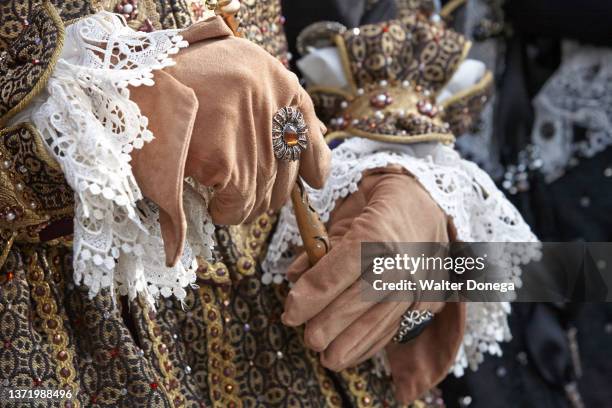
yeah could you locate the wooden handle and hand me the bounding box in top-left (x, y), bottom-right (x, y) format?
top-left (290, 179), bottom-right (330, 265)
top-left (219, 17), bottom-right (329, 265)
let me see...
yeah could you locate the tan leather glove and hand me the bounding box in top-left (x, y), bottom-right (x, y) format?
top-left (129, 16), bottom-right (331, 266)
top-left (282, 167), bottom-right (465, 403)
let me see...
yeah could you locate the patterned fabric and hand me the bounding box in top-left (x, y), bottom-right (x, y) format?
top-left (309, 89), bottom-right (353, 125)
top-left (0, 0), bottom-right (94, 37)
top-left (0, 124), bottom-right (73, 244)
top-left (339, 16), bottom-right (467, 93)
top-left (0, 0), bottom-right (164, 127)
top-left (1, 246), bottom-right (177, 408)
top-left (306, 15), bottom-right (496, 148)
top-left (236, 0), bottom-right (290, 66)
top-left (105, 0), bottom-right (163, 31)
top-left (306, 17), bottom-right (469, 145)
top-left (395, 0), bottom-right (436, 19)
top-left (441, 71), bottom-right (494, 137)
top-left (155, 0), bottom-right (194, 29)
top-left (0, 1), bottom-right (64, 127)
top-left (0, 0), bottom-right (445, 407)
top-left (0, 215), bottom-right (425, 407)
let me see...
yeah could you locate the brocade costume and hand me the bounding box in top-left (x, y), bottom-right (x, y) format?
top-left (0, 1), bottom-right (536, 408)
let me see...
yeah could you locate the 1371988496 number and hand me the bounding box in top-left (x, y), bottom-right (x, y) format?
top-left (3, 388), bottom-right (74, 401)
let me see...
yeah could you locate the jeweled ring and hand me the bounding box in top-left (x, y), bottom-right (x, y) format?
top-left (272, 106), bottom-right (308, 162)
top-left (393, 310), bottom-right (434, 344)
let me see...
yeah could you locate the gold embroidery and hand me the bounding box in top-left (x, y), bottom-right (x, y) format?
top-left (441, 71), bottom-right (493, 136)
top-left (239, 211), bottom-right (276, 277)
top-left (27, 249), bottom-right (80, 408)
top-left (0, 1), bottom-right (65, 127)
top-left (197, 260), bottom-right (232, 284)
top-left (139, 297), bottom-right (181, 408)
top-left (309, 18), bottom-right (469, 146)
top-left (340, 368), bottom-right (374, 407)
top-left (0, 123), bottom-right (74, 236)
top-left (326, 129), bottom-right (455, 145)
top-left (303, 348), bottom-right (344, 407)
top-left (221, 211), bottom-right (277, 280)
top-left (104, 0), bottom-right (162, 31)
top-left (199, 284), bottom-right (241, 407)
top-left (0, 231), bottom-right (17, 268)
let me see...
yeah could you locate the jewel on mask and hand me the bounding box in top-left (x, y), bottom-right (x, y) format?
top-left (417, 99), bottom-right (439, 118)
top-left (272, 107), bottom-right (308, 161)
top-left (370, 92), bottom-right (393, 109)
top-left (115, 0), bottom-right (139, 20)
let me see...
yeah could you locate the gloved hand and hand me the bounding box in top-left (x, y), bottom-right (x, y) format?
top-left (282, 167), bottom-right (466, 403)
top-left (129, 16), bottom-right (331, 266)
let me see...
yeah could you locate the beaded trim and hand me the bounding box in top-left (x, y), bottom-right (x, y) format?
top-left (139, 298), bottom-right (182, 408)
top-left (304, 348), bottom-right (344, 406)
top-left (305, 17), bottom-right (473, 145)
top-left (0, 123), bottom-right (74, 235)
top-left (221, 210), bottom-right (277, 281)
top-left (28, 250), bottom-right (80, 408)
top-left (340, 368), bottom-right (375, 407)
top-left (199, 284), bottom-right (240, 407)
top-left (197, 260), bottom-right (232, 285)
top-left (326, 129), bottom-right (455, 145)
top-left (441, 70), bottom-right (494, 136)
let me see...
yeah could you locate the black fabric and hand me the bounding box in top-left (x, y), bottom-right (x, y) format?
top-left (505, 0), bottom-right (612, 46)
top-left (442, 304), bottom-right (572, 408)
top-left (441, 2), bottom-right (612, 407)
top-left (527, 148), bottom-right (612, 242)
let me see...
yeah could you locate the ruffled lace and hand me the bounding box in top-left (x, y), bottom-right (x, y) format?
top-left (532, 45), bottom-right (612, 182)
top-left (263, 137), bottom-right (539, 373)
top-left (25, 12), bottom-right (213, 305)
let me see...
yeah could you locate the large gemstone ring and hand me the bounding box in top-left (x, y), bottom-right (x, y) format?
top-left (272, 106), bottom-right (308, 162)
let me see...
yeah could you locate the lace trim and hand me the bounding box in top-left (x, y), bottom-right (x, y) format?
top-left (263, 137), bottom-right (539, 373)
top-left (532, 45), bottom-right (612, 183)
top-left (27, 12), bottom-right (211, 305)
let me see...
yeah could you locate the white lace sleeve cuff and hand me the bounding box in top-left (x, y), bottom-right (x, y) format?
top-left (15, 12), bottom-right (214, 305)
top-left (263, 137), bottom-right (540, 374)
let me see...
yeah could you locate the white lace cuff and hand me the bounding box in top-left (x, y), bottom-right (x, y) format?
top-left (263, 137), bottom-right (540, 373)
top-left (19, 12), bottom-right (214, 305)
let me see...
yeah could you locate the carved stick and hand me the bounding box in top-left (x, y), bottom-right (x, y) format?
top-left (290, 178), bottom-right (330, 265)
top-left (222, 16), bottom-right (330, 265)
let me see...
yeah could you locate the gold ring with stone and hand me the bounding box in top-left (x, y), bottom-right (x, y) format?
top-left (272, 106), bottom-right (308, 162)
